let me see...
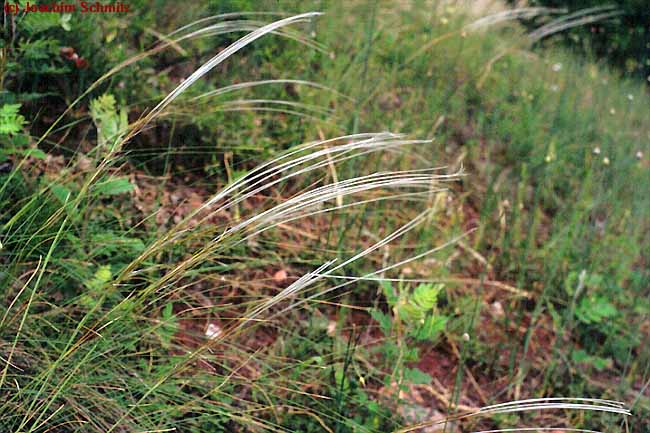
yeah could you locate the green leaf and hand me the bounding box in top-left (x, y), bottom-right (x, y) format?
top-left (381, 281), bottom-right (398, 305)
top-left (564, 271), bottom-right (579, 296)
top-left (79, 265), bottom-right (112, 309)
top-left (60, 14), bottom-right (72, 31)
top-left (370, 309), bottom-right (392, 335)
top-left (412, 283), bottom-right (443, 311)
top-left (414, 314), bottom-right (447, 342)
top-left (86, 265), bottom-right (112, 292)
top-left (403, 367), bottom-right (431, 385)
top-left (21, 148), bottom-right (47, 159)
top-left (90, 94), bottom-right (129, 147)
top-left (403, 346), bottom-right (419, 362)
top-left (591, 356), bottom-right (612, 371)
top-left (398, 302), bottom-right (424, 323)
top-left (0, 143), bottom-right (44, 158)
top-left (571, 349), bottom-right (612, 371)
top-left (571, 349), bottom-right (590, 363)
top-left (576, 296), bottom-right (617, 324)
top-left (8, 134), bottom-right (30, 147)
top-left (0, 104), bottom-right (26, 135)
top-left (334, 367), bottom-right (350, 392)
top-left (21, 13), bottom-right (60, 34)
top-left (162, 303), bottom-right (174, 320)
top-left (51, 184), bottom-right (72, 204)
top-left (94, 177), bottom-right (133, 196)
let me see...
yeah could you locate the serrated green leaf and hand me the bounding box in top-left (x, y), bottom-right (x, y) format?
top-left (90, 94), bottom-right (129, 147)
top-left (0, 104), bottom-right (26, 135)
top-left (86, 265), bottom-right (112, 293)
top-left (398, 302), bottom-right (424, 323)
top-left (370, 309), bottom-right (392, 335)
top-left (21, 13), bottom-right (60, 34)
top-left (412, 283), bottom-right (443, 311)
top-left (381, 281), bottom-right (397, 305)
top-left (8, 134), bottom-right (29, 147)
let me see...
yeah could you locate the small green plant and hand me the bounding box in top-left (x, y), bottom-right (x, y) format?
top-left (575, 294), bottom-right (617, 325)
top-left (90, 94), bottom-right (129, 148)
top-left (370, 281), bottom-right (449, 402)
top-left (571, 348), bottom-right (612, 371)
top-left (0, 103), bottom-right (25, 136)
top-left (373, 282), bottom-right (448, 344)
top-left (79, 265), bottom-right (112, 309)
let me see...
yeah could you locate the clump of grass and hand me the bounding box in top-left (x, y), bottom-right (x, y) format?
top-left (0, 12), bottom-right (465, 432)
top-left (1, 3), bottom-right (647, 433)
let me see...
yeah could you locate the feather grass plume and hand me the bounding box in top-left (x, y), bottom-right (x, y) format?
top-left (396, 398), bottom-right (631, 433)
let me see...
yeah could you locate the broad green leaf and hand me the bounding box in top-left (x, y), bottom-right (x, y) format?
top-left (403, 367), bottom-right (431, 385)
top-left (94, 177), bottom-right (134, 196)
top-left (571, 349), bottom-right (612, 371)
top-left (162, 303), bottom-right (174, 320)
top-left (414, 314), bottom-right (448, 342)
top-left (21, 148), bottom-right (47, 159)
top-left (51, 184), bottom-right (72, 204)
top-left (576, 296), bottom-right (617, 324)
top-left (334, 367), bottom-right (350, 392)
top-left (60, 14), bottom-right (72, 31)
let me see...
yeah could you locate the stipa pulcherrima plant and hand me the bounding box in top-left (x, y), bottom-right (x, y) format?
top-left (0, 12), bottom-right (462, 432)
top-left (0, 10), bottom-right (633, 433)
